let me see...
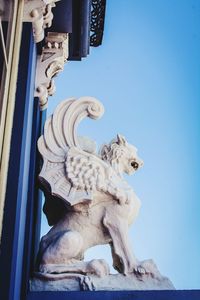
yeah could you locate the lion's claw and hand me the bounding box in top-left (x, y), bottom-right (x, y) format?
top-left (137, 266), bottom-right (146, 274)
top-left (134, 265), bottom-right (146, 276)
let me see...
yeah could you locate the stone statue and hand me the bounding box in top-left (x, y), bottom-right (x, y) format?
top-left (34, 97), bottom-right (174, 291)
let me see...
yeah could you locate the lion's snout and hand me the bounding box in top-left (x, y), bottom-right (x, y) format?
top-left (131, 161), bottom-right (139, 170)
top-left (130, 158), bottom-right (144, 172)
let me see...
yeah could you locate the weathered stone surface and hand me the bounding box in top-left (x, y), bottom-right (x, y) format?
top-left (30, 260), bottom-right (175, 291)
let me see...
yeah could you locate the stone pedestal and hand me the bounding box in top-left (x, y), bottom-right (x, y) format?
top-left (30, 260), bottom-right (175, 291)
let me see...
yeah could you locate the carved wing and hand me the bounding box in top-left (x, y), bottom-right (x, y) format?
top-left (66, 148), bottom-right (106, 192)
top-left (38, 97), bottom-right (105, 206)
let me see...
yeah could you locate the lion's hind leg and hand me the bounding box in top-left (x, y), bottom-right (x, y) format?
top-left (39, 230), bottom-right (83, 269)
top-left (39, 230), bottom-right (110, 277)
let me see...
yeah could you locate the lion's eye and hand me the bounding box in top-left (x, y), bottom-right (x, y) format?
top-left (131, 161), bottom-right (139, 170)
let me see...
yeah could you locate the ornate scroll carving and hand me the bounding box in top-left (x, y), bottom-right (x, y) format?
top-left (23, 0), bottom-right (60, 43)
top-left (35, 32), bottom-right (68, 110)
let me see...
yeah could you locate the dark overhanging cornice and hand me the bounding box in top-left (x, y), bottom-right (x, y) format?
top-left (36, 0), bottom-right (107, 60)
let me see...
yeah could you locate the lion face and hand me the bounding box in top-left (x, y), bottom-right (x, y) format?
top-left (121, 143), bottom-right (143, 175)
top-left (100, 134), bottom-right (143, 176)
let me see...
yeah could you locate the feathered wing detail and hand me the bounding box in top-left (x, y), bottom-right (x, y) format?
top-left (38, 97), bottom-right (105, 206)
top-left (65, 147), bottom-right (135, 207)
top-left (66, 148), bottom-right (106, 192)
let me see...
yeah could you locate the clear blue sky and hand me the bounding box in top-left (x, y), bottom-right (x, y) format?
top-left (42, 0), bottom-right (200, 289)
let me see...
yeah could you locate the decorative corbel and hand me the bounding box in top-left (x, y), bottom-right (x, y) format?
top-left (23, 0), bottom-right (60, 43)
top-left (35, 32), bottom-right (68, 110)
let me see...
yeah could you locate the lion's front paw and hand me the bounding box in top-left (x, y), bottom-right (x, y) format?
top-left (133, 259), bottom-right (161, 279)
top-left (87, 259), bottom-right (110, 277)
top-left (134, 265), bottom-right (146, 275)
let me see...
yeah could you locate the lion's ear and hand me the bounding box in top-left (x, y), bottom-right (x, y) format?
top-left (117, 134), bottom-right (126, 146)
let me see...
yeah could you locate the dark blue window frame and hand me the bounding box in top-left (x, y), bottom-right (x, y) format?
top-left (0, 23), bottom-right (45, 300)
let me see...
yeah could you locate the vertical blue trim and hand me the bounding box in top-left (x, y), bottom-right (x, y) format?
top-left (21, 99), bottom-right (46, 299)
top-left (0, 23), bottom-right (37, 300)
top-left (12, 27), bottom-right (37, 300)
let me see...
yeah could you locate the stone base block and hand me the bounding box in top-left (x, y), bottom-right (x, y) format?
top-left (30, 260), bottom-right (175, 291)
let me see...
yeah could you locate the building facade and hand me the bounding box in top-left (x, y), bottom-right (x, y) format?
top-left (0, 1), bottom-right (198, 300)
top-left (0, 1), bottom-right (106, 299)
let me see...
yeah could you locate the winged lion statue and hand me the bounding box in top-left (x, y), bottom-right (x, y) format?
top-left (37, 96), bottom-right (146, 278)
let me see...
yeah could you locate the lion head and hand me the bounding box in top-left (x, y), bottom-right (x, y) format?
top-left (100, 134), bottom-right (143, 176)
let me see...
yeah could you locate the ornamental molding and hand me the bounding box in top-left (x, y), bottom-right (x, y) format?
top-left (23, 0), bottom-right (60, 43)
top-left (35, 32), bottom-right (68, 110)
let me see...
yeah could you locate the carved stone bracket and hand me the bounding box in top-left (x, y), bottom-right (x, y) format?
top-left (23, 0), bottom-right (60, 43)
top-left (35, 32), bottom-right (68, 110)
